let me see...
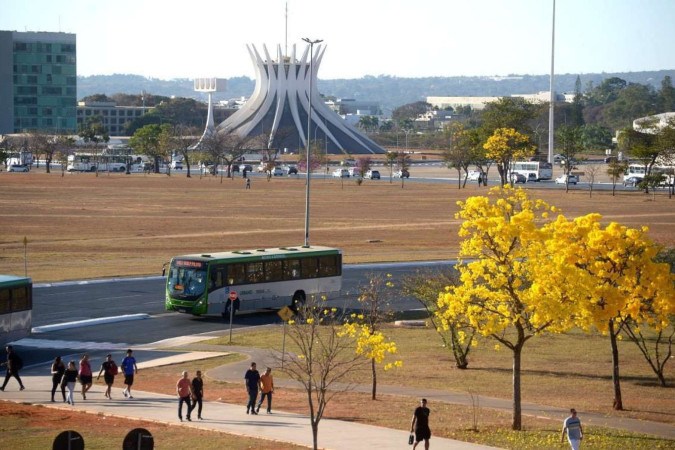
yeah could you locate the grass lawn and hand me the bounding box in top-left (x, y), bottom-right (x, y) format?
top-left (0, 170), bottom-right (672, 448)
top-left (0, 171), bottom-right (673, 282)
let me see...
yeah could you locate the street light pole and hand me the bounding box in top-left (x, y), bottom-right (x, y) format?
top-left (302, 37), bottom-right (322, 247)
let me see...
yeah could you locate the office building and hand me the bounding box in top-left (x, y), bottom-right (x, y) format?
top-left (0, 31), bottom-right (77, 134)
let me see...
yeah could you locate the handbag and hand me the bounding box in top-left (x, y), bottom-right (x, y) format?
top-left (408, 433), bottom-right (414, 445)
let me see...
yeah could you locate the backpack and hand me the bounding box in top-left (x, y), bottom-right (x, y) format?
top-left (108, 362), bottom-right (119, 376)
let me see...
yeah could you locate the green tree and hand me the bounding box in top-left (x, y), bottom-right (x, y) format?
top-left (442, 123), bottom-right (473, 188)
top-left (392, 101), bottom-right (430, 123)
top-left (570, 75), bottom-right (585, 127)
top-left (128, 124), bottom-right (170, 173)
top-left (606, 160), bottom-right (628, 196)
top-left (480, 97), bottom-right (537, 136)
top-left (555, 125), bottom-right (583, 191)
top-left (658, 76), bottom-right (675, 112)
top-left (580, 124), bottom-right (612, 151)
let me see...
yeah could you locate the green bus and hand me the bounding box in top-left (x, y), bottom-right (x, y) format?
top-left (165, 246), bottom-right (342, 316)
top-left (0, 275), bottom-right (32, 345)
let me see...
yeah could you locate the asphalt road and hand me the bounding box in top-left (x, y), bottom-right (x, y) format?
top-left (11, 261), bottom-right (453, 370)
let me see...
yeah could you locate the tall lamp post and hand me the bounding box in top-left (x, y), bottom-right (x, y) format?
top-left (302, 37), bottom-right (322, 247)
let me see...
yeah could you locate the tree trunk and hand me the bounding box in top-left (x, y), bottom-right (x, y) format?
top-left (371, 358), bottom-right (377, 400)
top-left (609, 319), bottom-right (623, 410)
top-left (311, 421), bottom-right (319, 450)
top-left (512, 345), bottom-right (522, 430)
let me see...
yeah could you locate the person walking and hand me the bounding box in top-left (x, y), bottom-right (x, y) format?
top-left (244, 362), bottom-right (260, 415)
top-left (96, 354), bottom-right (118, 399)
top-left (121, 349), bottom-right (138, 398)
top-left (78, 353), bottom-right (93, 400)
top-left (191, 370), bottom-right (204, 420)
top-left (0, 345), bottom-right (25, 391)
top-left (410, 398), bottom-right (431, 450)
top-left (62, 361), bottom-right (79, 405)
top-left (176, 371), bottom-right (193, 422)
top-left (50, 356), bottom-right (66, 402)
top-left (256, 367), bottom-right (274, 414)
top-left (245, 177), bottom-right (251, 189)
top-left (561, 408), bottom-right (584, 450)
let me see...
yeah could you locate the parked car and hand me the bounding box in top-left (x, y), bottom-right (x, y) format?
top-left (526, 173), bottom-right (538, 182)
top-left (231, 164), bottom-right (240, 173)
top-left (555, 174), bottom-right (578, 185)
top-left (604, 156), bottom-right (617, 163)
top-left (286, 165), bottom-right (298, 175)
top-left (332, 168), bottom-right (350, 178)
top-left (623, 176), bottom-right (643, 187)
top-left (394, 169), bottom-right (410, 178)
top-left (366, 170), bottom-right (381, 179)
top-left (8, 164), bottom-right (29, 172)
top-left (553, 154), bottom-right (564, 163)
top-left (511, 172), bottom-right (526, 184)
top-left (242, 164), bottom-right (253, 173)
top-left (271, 167), bottom-right (284, 176)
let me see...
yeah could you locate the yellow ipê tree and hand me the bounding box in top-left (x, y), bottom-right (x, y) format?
top-left (543, 214), bottom-right (675, 407)
top-left (482, 127), bottom-right (534, 186)
top-left (438, 186), bottom-right (675, 430)
top-left (437, 186), bottom-right (578, 430)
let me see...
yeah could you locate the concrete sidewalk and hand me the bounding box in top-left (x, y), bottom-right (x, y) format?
top-left (1, 373), bottom-right (499, 449)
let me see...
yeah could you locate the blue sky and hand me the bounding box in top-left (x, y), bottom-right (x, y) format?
top-left (2, 0), bottom-right (673, 80)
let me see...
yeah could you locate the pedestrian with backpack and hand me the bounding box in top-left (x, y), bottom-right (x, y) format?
top-left (0, 345), bottom-right (25, 391)
top-left (97, 354), bottom-right (118, 399)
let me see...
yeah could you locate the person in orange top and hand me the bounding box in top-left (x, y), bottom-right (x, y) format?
top-left (176, 371), bottom-right (193, 422)
top-left (256, 367), bottom-right (274, 414)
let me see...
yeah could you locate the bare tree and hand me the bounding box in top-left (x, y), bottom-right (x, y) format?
top-left (585, 164), bottom-right (601, 197)
top-left (170, 125), bottom-right (200, 178)
top-left (274, 295), bottom-right (369, 450)
top-left (201, 130), bottom-right (263, 181)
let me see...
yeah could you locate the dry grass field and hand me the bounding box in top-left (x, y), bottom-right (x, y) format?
top-left (0, 169), bottom-right (673, 282)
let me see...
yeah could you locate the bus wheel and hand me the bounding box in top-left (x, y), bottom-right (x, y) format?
top-left (290, 291), bottom-right (305, 312)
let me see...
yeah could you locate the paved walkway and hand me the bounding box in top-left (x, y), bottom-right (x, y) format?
top-left (202, 345), bottom-right (675, 441)
top-left (3, 340), bottom-right (673, 449)
top-left (0, 350), bottom-right (499, 450)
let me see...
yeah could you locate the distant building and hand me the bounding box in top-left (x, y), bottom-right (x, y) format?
top-left (77, 101), bottom-right (150, 136)
top-left (0, 30), bottom-right (77, 134)
top-left (426, 91), bottom-right (567, 111)
top-left (218, 44), bottom-right (386, 155)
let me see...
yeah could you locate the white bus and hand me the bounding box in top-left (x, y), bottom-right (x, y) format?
top-left (624, 163), bottom-right (674, 185)
top-left (67, 152), bottom-right (127, 172)
top-left (165, 246), bottom-right (343, 317)
top-left (510, 161), bottom-right (553, 181)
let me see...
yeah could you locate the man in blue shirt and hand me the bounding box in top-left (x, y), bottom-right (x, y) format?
top-left (121, 349), bottom-right (138, 399)
top-left (561, 408), bottom-right (584, 450)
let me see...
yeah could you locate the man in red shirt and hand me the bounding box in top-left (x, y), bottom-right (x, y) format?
top-left (176, 371), bottom-right (193, 422)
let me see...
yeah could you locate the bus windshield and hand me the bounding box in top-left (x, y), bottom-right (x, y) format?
top-left (168, 260), bottom-right (207, 300)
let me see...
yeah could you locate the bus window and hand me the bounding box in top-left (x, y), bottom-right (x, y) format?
top-left (246, 262), bottom-right (264, 283)
top-left (0, 288), bottom-right (9, 314)
top-left (227, 263), bottom-right (246, 285)
top-left (284, 259), bottom-right (301, 279)
top-left (318, 255), bottom-right (339, 277)
top-left (264, 260), bottom-right (283, 282)
top-left (301, 257), bottom-right (318, 278)
top-left (209, 264), bottom-right (227, 291)
top-left (12, 286), bottom-right (31, 311)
